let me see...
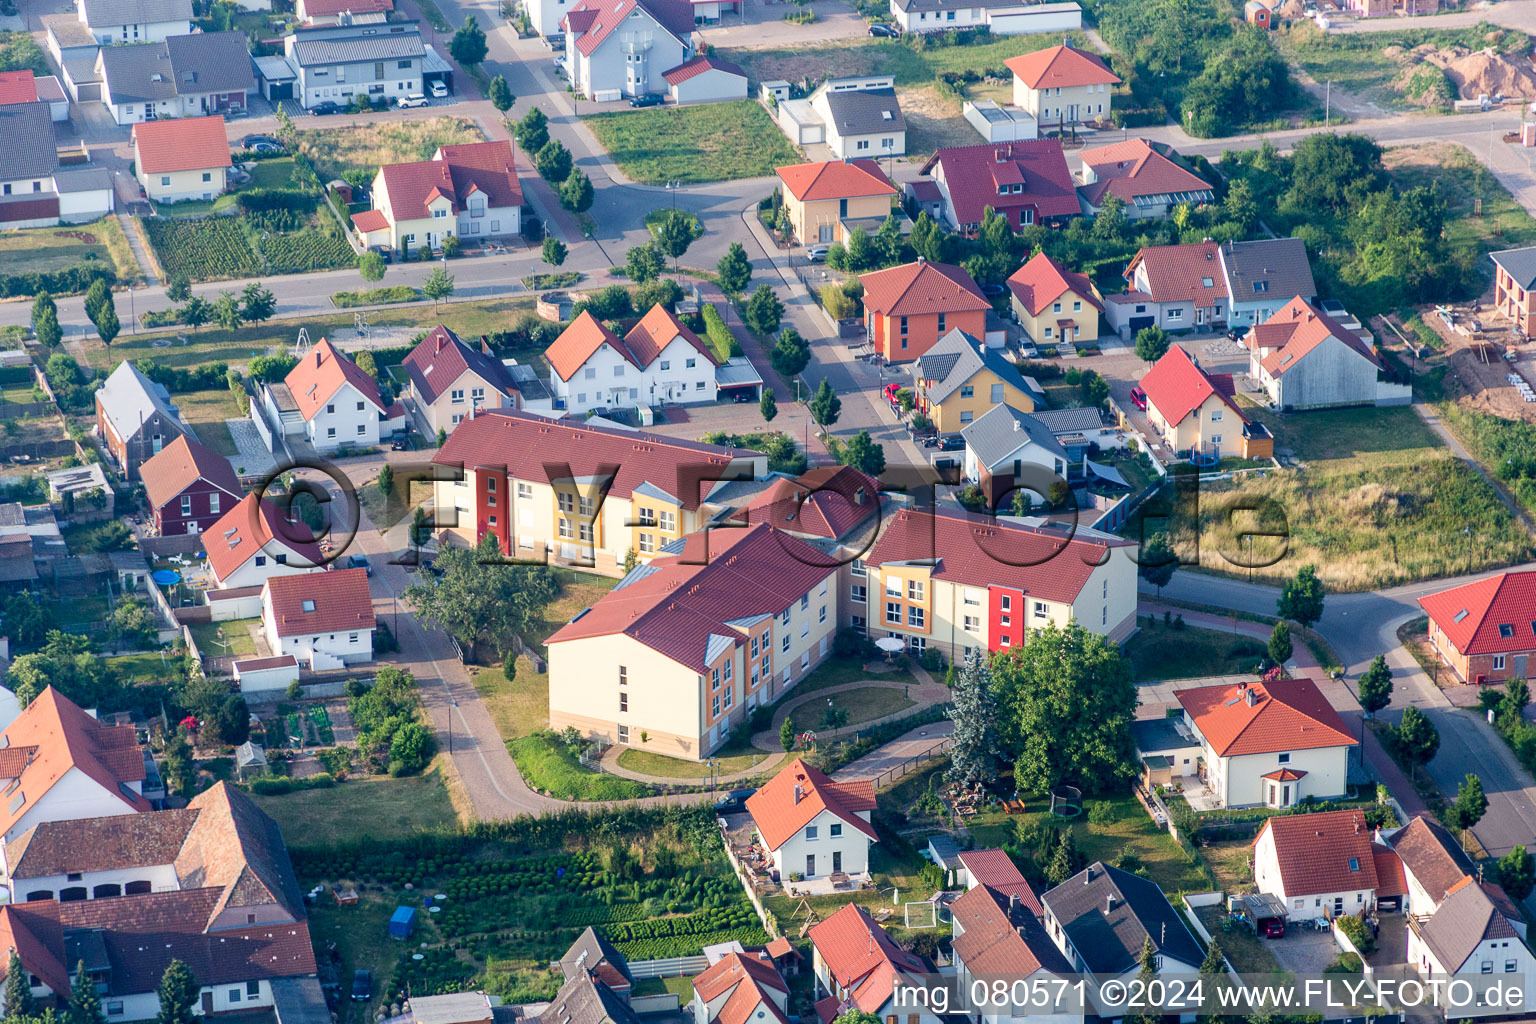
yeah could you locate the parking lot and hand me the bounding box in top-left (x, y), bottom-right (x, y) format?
top-left (1266, 921), bottom-right (1346, 974)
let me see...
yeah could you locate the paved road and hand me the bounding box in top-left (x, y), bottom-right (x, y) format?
top-left (1325, 0), bottom-right (1536, 31)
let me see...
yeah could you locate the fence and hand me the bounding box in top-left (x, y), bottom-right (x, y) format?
top-left (722, 832), bottom-right (781, 941)
top-left (0, 400), bottom-right (56, 419)
top-left (865, 735), bottom-right (954, 791)
top-left (626, 956), bottom-right (708, 980)
top-left (1179, 896), bottom-right (1242, 986)
top-left (629, 995), bottom-right (680, 1014)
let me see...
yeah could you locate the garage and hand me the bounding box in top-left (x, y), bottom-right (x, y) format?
top-left (1128, 315), bottom-right (1155, 334)
top-left (663, 54), bottom-right (747, 104)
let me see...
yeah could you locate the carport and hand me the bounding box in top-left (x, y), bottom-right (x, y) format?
top-left (716, 356), bottom-right (763, 400)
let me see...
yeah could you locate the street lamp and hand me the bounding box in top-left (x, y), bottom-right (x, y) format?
top-left (448, 698), bottom-right (460, 753)
top-left (666, 180), bottom-right (682, 209)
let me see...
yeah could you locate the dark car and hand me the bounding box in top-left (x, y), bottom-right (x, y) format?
top-left (938, 435), bottom-right (964, 451)
top-left (868, 22), bottom-right (898, 36)
top-left (368, 245), bottom-right (393, 264)
top-left (240, 134), bottom-right (282, 149)
top-left (713, 789), bottom-right (756, 814)
top-left (346, 553), bottom-right (372, 577)
top-left (351, 971), bottom-right (372, 1003)
top-left (629, 93), bottom-right (664, 107)
top-left (310, 101), bottom-right (342, 116)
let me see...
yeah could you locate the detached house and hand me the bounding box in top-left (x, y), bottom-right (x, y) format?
top-left (1253, 808), bottom-right (1406, 918)
top-left (774, 77), bottom-right (905, 161)
top-left (1172, 677), bottom-right (1357, 808)
top-left (860, 258), bottom-right (990, 362)
top-left (1003, 43), bottom-right (1119, 130)
top-left (561, 0), bottom-right (694, 103)
top-left (95, 361), bottom-right (189, 480)
top-left (746, 759), bottom-right (876, 883)
top-left (1006, 250), bottom-right (1102, 347)
top-left (283, 338), bottom-right (389, 451)
top-left (890, 0), bottom-right (1081, 35)
top-left (559, 928), bottom-right (634, 1002)
top-left (961, 404), bottom-right (1068, 508)
top-left (131, 114), bottom-right (230, 203)
top-left (205, 493), bottom-right (325, 589)
top-left (139, 435), bottom-right (242, 536)
top-left (96, 31), bottom-right (253, 126)
top-left (912, 327), bottom-right (1044, 434)
top-left (1492, 246), bottom-right (1536, 335)
top-left (1245, 296), bottom-right (1408, 411)
top-left (950, 882), bottom-right (1075, 1024)
top-left (283, 22), bottom-right (424, 110)
top-left (1074, 138), bottom-right (1214, 220)
top-left (1418, 569), bottom-right (1536, 685)
top-left (76, 0), bottom-right (192, 46)
top-left (1138, 344), bottom-right (1273, 461)
top-left (262, 568), bottom-right (375, 669)
top-left (545, 305), bottom-right (720, 413)
top-left (355, 140), bottom-right (523, 255)
top-left (919, 139), bottom-right (1078, 232)
top-left (1040, 863), bottom-right (1203, 994)
top-left (0, 100), bottom-right (114, 230)
top-left (774, 159), bottom-right (897, 246)
top-left (690, 951), bottom-right (789, 1024)
top-left (806, 904), bottom-right (937, 1024)
top-left (402, 324), bottom-right (524, 434)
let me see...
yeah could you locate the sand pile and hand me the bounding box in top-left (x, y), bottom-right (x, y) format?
top-left (1421, 46), bottom-right (1536, 99)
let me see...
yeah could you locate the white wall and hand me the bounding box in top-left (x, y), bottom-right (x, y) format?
top-left (550, 337), bottom-right (718, 412)
top-left (217, 545), bottom-right (323, 590)
top-left (766, 807), bottom-right (872, 880)
top-left (305, 380), bottom-right (381, 450)
top-left (58, 189), bottom-right (114, 223)
top-left (9, 863), bottom-right (179, 902)
top-left (2, 767), bottom-right (141, 844)
top-left (1220, 747), bottom-right (1351, 809)
top-left (138, 163), bottom-right (227, 203)
top-left (85, 17), bottom-right (190, 44)
top-left (263, 592), bottom-right (374, 665)
top-left (235, 659), bottom-right (301, 691)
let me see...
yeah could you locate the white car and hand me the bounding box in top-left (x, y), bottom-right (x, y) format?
top-left (399, 94), bottom-right (429, 108)
top-left (430, 80), bottom-right (449, 98)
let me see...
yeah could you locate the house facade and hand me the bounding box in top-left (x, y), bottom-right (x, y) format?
top-left (139, 435), bottom-right (243, 536)
top-left (950, 882), bottom-right (1077, 1024)
top-left (1138, 344), bottom-right (1260, 459)
top-left (1492, 247), bottom-right (1536, 335)
top-left (807, 905), bottom-right (938, 1024)
top-left (745, 759), bottom-right (876, 882)
top-left (131, 114), bottom-right (229, 202)
top-left (95, 361), bottom-right (189, 480)
top-left (961, 404), bottom-right (1069, 508)
top-left (1245, 296), bottom-right (1408, 411)
top-left (96, 31), bottom-right (253, 126)
top-left (912, 327), bottom-right (1043, 434)
top-left (283, 338), bottom-right (388, 451)
top-left (690, 952), bottom-right (789, 1024)
top-left (262, 568), bottom-right (375, 669)
top-left (76, 0), bottom-right (192, 46)
top-left (1007, 251), bottom-right (1102, 347)
top-left (860, 259), bottom-right (990, 362)
top-left (356, 140), bottom-right (523, 255)
top-left (402, 323), bottom-right (522, 434)
top-left (545, 305), bottom-right (720, 413)
top-left (775, 159), bottom-right (897, 246)
top-left (562, 0), bottom-right (692, 102)
top-left (811, 84), bottom-right (905, 160)
top-left (1418, 569), bottom-right (1536, 684)
top-left (283, 22), bottom-right (423, 110)
top-left (1106, 237), bottom-right (1316, 339)
top-left (1004, 43), bottom-right (1118, 130)
top-left (1252, 809), bottom-right (1403, 919)
top-left (890, 0), bottom-right (1081, 35)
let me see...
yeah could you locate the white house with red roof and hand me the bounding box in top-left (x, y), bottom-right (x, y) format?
top-left (544, 524), bottom-right (837, 758)
top-left (131, 115), bottom-right (231, 203)
top-left (746, 759), bottom-right (876, 884)
top-left (806, 904), bottom-right (937, 1024)
top-left (402, 324), bottom-right (526, 434)
top-left (356, 141), bottom-right (523, 255)
top-left (205, 493), bottom-right (325, 590)
top-left (1106, 237), bottom-right (1317, 339)
top-left (1004, 43), bottom-right (1119, 130)
top-left (690, 950), bottom-right (789, 1024)
top-left (1074, 138), bottom-right (1213, 220)
top-left (545, 305), bottom-right (720, 413)
top-left (561, 0), bottom-right (694, 103)
top-left (261, 567), bottom-right (375, 669)
top-left (1253, 808), bottom-right (1406, 918)
top-left (949, 880), bottom-right (1074, 1024)
top-left (1173, 678), bottom-right (1357, 808)
top-left (1137, 344), bottom-right (1269, 460)
top-left (1418, 569), bottom-right (1536, 685)
top-left (283, 338), bottom-right (390, 452)
top-left (295, 0), bottom-right (392, 24)
top-left (662, 54), bottom-right (747, 104)
top-left (918, 139), bottom-right (1078, 232)
top-left (1245, 296), bottom-right (1408, 411)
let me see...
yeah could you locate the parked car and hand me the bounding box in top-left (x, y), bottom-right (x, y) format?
top-left (398, 94), bottom-right (429, 108)
top-left (629, 93), bottom-right (664, 107)
top-left (1129, 385), bottom-right (1147, 411)
top-left (713, 789), bottom-right (756, 814)
top-left (368, 245), bottom-right (393, 264)
top-left (806, 245), bottom-right (831, 262)
top-left (868, 21), bottom-right (898, 36)
top-left (239, 134), bottom-right (282, 149)
top-left (938, 435), bottom-right (964, 451)
top-left (351, 971), bottom-right (371, 1003)
top-left (1260, 918), bottom-right (1285, 939)
top-left (553, 57), bottom-right (569, 76)
top-left (883, 382), bottom-right (902, 406)
top-left (430, 80), bottom-right (449, 98)
top-left (310, 101), bottom-right (341, 116)
top-left (346, 553), bottom-right (372, 577)
top-left (1017, 344), bottom-right (1039, 359)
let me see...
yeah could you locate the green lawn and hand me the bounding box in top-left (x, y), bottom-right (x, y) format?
top-left (1248, 403), bottom-right (1441, 468)
top-left (188, 618), bottom-right (259, 658)
top-left (250, 768), bottom-right (460, 844)
top-left (718, 32), bottom-right (1087, 89)
top-left (175, 388), bottom-right (245, 457)
top-left (1125, 622), bottom-right (1267, 681)
top-left (797, 685), bottom-right (914, 730)
top-left (105, 651), bottom-right (179, 685)
top-left (506, 733), bottom-right (651, 800)
top-left (616, 746), bottom-right (775, 779)
top-left (783, 655), bottom-right (916, 701)
top-left (296, 117), bottom-right (482, 183)
top-left (0, 219), bottom-right (139, 284)
top-left (631, 977), bottom-right (695, 1000)
top-left (471, 657), bottom-right (547, 741)
top-left (1195, 905), bottom-right (1281, 974)
top-left (582, 101), bottom-right (802, 185)
top-left (1385, 143), bottom-right (1536, 281)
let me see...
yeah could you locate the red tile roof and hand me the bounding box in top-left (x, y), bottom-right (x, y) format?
top-left (1385, 816), bottom-right (1475, 903)
top-left (205, 493), bottom-right (324, 584)
top-left (746, 757), bottom-right (877, 852)
top-left (860, 259), bottom-right (988, 318)
top-left (806, 904), bottom-right (927, 1015)
top-left (545, 306), bottom-right (717, 382)
top-left (623, 304), bottom-right (718, 369)
top-left (1137, 344), bottom-right (1246, 428)
top-left (378, 141), bottom-right (522, 222)
top-left (715, 973), bottom-right (790, 1024)
top-left (865, 508), bottom-right (1130, 605)
top-left (956, 849), bottom-right (1042, 917)
top-left (1255, 809), bottom-right (1377, 898)
top-left (433, 408), bottom-right (759, 512)
top-left (0, 902), bottom-right (68, 997)
top-left (776, 159), bottom-right (897, 203)
top-left (1125, 240), bottom-right (1225, 306)
top-left (948, 883), bottom-right (1067, 979)
top-left (301, 0), bottom-right (393, 17)
top-left (564, 0), bottom-right (694, 56)
top-left (1005, 44), bottom-right (1120, 89)
top-left (1373, 843), bottom-right (1407, 897)
top-left (545, 525), bottom-right (840, 672)
top-left (284, 337), bottom-right (385, 421)
top-left (920, 141), bottom-right (1079, 227)
top-left (403, 323), bottom-right (517, 404)
top-left (663, 54), bottom-right (746, 85)
top-left (264, 567), bottom-right (375, 638)
top-left (0, 71), bottom-right (38, 105)
top-left (692, 950), bottom-right (786, 1002)
top-left (1246, 295), bottom-right (1383, 377)
top-left (1077, 138), bottom-right (1213, 207)
top-left (132, 115), bottom-right (232, 175)
top-left (1006, 251), bottom-right (1101, 317)
top-left (1418, 570), bottom-right (1536, 656)
top-left (1259, 767), bottom-right (1307, 781)
top-left (738, 465), bottom-right (879, 541)
top-left (352, 209), bottom-right (389, 233)
top-left (139, 434), bottom-right (242, 514)
top-left (1174, 678), bottom-right (1357, 757)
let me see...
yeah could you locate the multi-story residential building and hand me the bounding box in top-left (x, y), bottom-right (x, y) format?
top-left (1418, 569), bottom-right (1536, 685)
top-left (912, 328), bottom-right (1044, 434)
top-left (1006, 251), bottom-right (1102, 348)
top-left (432, 409), bottom-right (766, 574)
top-left (1245, 296), bottom-right (1408, 411)
top-left (0, 100), bottom-right (114, 229)
top-left (1492, 247), bottom-right (1536, 335)
top-left (204, 493), bottom-right (325, 589)
top-left (561, 0), bottom-right (693, 103)
top-left (733, 465), bottom-right (881, 555)
top-left (544, 523), bottom-right (840, 759)
top-left (746, 759), bottom-right (876, 883)
top-left (1003, 43), bottom-right (1119, 130)
top-left (131, 114), bottom-right (230, 203)
top-left (889, 0), bottom-right (1081, 35)
top-left (96, 31), bottom-right (253, 126)
top-left (139, 435), bottom-right (243, 536)
top-left (262, 568), bottom-right (375, 669)
top-left (1138, 344), bottom-right (1274, 461)
top-left (860, 258), bottom-right (989, 363)
top-left (283, 22), bottom-right (424, 110)
top-left (402, 324), bottom-right (526, 434)
top-left (545, 305), bottom-right (720, 413)
top-left (95, 361), bottom-right (189, 480)
top-left (917, 139), bottom-right (1079, 233)
top-left (353, 140), bottom-right (523, 255)
top-left (1074, 138), bottom-right (1214, 220)
top-left (774, 159), bottom-right (897, 246)
top-left (806, 905), bottom-right (938, 1024)
top-left (76, 0), bottom-right (193, 46)
top-left (283, 337), bottom-right (389, 451)
top-left (1105, 237), bottom-right (1316, 339)
top-left (857, 508), bottom-right (1137, 659)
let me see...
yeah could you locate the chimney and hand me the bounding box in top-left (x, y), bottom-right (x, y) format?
top-left (1009, 892), bottom-right (1018, 913)
top-left (1083, 866), bottom-right (1093, 884)
top-left (793, 784), bottom-right (803, 804)
top-left (1105, 895), bottom-right (1116, 913)
top-left (1013, 419), bottom-right (1021, 432)
top-left (854, 487), bottom-right (865, 505)
top-left (1245, 688), bottom-right (1259, 707)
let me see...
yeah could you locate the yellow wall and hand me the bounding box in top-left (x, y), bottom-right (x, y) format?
top-left (922, 370), bottom-right (1036, 433)
top-left (136, 161), bottom-right (226, 201)
top-left (1148, 392), bottom-right (1234, 454)
top-left (786, 193), bottom-right (893, 245)
top-left (1012, 288), bottom-right (1100, 347)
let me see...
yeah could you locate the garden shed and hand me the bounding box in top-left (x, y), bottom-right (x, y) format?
top-left (389, 905), bottom-right (417, 939)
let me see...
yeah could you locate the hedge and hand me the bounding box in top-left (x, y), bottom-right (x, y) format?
top-left (236, 188), bottom-right (318, 214)
top-left (0, 264), bottom-right (115, 298)
top-left (701, 303), bottom-right (741, 363)
top-left (247, 771), bottom-right (336, 794)
top-left (332, 286), bottom-right (422, 308)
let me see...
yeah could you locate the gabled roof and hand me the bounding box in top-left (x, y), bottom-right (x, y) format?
top-left (1125, 240), bottom-right (1225, 306)
top-left (956, 849), bottom-right (1042, 916)
top-left (921, 140), bottom-right (1079, 227)
top-left (820, 88), bottom-right (905, 138)
top-left (263, 567), bottom-right (375, 638)
top-left (1373, 843), bottom-right (1407, 897)
top-left (1220, 237), bottom-right (1316, 304)
top-left (284, 337), bottom-right (385, 421)
top-left (99, 32), bottom-right (253, 104)
top-left (0, 71), bottom-right (37, 105)
top-left (139, 435), bottom-right (242, 512)
top-left (1491, 246), bottom-right (1536, 291)
top-left (738, 465), bottom-right (879, 541)
top-left (623, 304), bottom-right (718, 369)
top-left (352, 209), bottom-right (389, 233)
top-left (662, 54), bottom-right (746, 85)
top-left (692, 949), bottom-right (787, 1002)
top-left (1173, 678), bottom-right (1357, 757)
top-left (537, 971), bottom-right (640, 1024)
top-left (1041, 862), bottom-right (1202, 975)
top-left (860, 259), bottom-right (988, 318)
top-left (714, 970), bottom-right (790, 1024)
top-left (806, 904), bottom-right (928, 1014)
top-left (132, 115), bottom-right (231, 174)
top-left (96, 361), bottom-right (178, 443)
top-left (546, 304), bottom-right (717, 383)
top-left (1255, 809), bottom-right (1378, 898)
top-left (1418, 570), bottom-right (1536, 656)
top-left (745, 758), bottom-right (877, 852)
top-left (434, 140), bottom-right (524, 212)
top-left (1007, 251), bottom-right (1101, 317)
top-left (1137, 344), bottom-right (1245, 427)
top-left (1384, 816), bottom-right (1476, 904)
top-left (288, 23), bottom-right (424, 65)
top-left (1004, 44), bottom-right (1120, 89)
top-left (1415, 875), bottom-right (1522, 973)
top-left (950, 883), bottom-right (1069, 980)
top-left (563, 0), bottom-right (694, 56)
top-left (6, 808), bottom-right (199, 880)
top-left (559, 926), bottom-right (633, 991)
top-left (776, 159), bottom-right (896, 203)
top-left (204, 493), bottom-right (324, 583)
top-left (78, 0), bottom-right (191, 27)
top-left (177, 781), bottom-right (307, 924)
top-left (1077, 138), bottom-right (1213, 207)
top-left (299, 0), bottom-right (394, 16)
top-left (0, 102), bottom-right (57, 182)
top-left (0, 902), bottom-right (69, 997)
top-left (1246, 296), bottom-right (1382, 377)
top-left (403, 324), bottom-right (518, 405)
top-left (961, 403), bottom-right (1067, 472)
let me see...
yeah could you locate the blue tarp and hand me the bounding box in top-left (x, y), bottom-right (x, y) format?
top-left (388, 906), bottom-right (416, 938)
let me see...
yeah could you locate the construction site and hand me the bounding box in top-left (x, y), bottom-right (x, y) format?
top-left (1411, 302), bottom-right (1536, 422)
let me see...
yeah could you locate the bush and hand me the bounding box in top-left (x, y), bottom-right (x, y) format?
top-left (248, 772), bottom-right (336, 794)
top-left (1336, 913), bottom-right (1374, 954)
top-left (700, 304), bottom-right (741, 362)
top-left (0, 263), bottom-right (115, 299)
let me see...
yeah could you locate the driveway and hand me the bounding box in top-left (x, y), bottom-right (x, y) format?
top-left (695, 0), bottom-right (871, 48)
top-left (1267, 925), bottom-right (1343, 974)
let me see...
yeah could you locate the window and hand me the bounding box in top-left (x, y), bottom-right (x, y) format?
top-left (255, 555), bottom-right (267, 567)
top-left (518, 482), bottom-right (532, 499)
top-left (851, 558), bottom-right (866, 577)
top-left (990, 383), bottom-right (1004, 403)
top-left (358, 424), bottom-right (367, 435)
top-left (851, 584), bottom-right (867, 604)
top-left (107, 1004), bottom-right (124, 1017)
top-left (247, 983), bottom-right (259, 998)
top-left (210, 494), bottom-right (219, 514)
top-left (229, 990), bottom-right (242, 1004)
top-left (613, 365), bottom-right (624, 377)
top-left (161, 176), bottom-right (170, 186)
top-left (829, 823), bottom-right (842, 837)
top-left (638, 533), bottom-right (654, 554)
top-left (723, 660), bottom-right (733, 682)
top-left (801, 594), bottom-right (810, 611)
top-left (960, 385), bottom-right (974, 399)
top-left (1482, 962), bottom-right (1494, 974)
top-left (202, 172), bottom-right (211, 182)
top-left (960, 410), bottom-right (973, 423)
top-left (750, 636), bottom-right (759, 658)
top-left (686, 358), bottom-right (696, 369)
top-left (1000, 595), bottom-right (1011, 612)
top-left (558, 492), bottom-right (575, 513)
top-left (1494, 654), bottom-right (1508, 670)
top-left (711, 695), bottom-right (720, 716)
top-left (886, 577), bottom-right (901, 597)
top-left (805, 825), bottom-right (818, 840)
top-left (451, 389), bottom-right (465, 404)
top-left (886, 601), bottom-right (901, 624)
top-left (722, 686), bottom-right (733, 709)
top-left (1033, 601), bottom-right (1048, 618)
top-left (781, 633), bottom-right (791, 653)
top-left (1507, 961), bottom-right (1519, 973)
top-left (398, 59), bottom-right (412, 68)
top-left (1167, 308), bottom-right (1185, 321)
top-left (907, 606), bottom-right (924, 627)
top-left (1253, 280), bottom-right (1269, 293)
top-left (1211, 409), bottom-right (1223, 422)
top-left (900, 316), bottom-right (909, 336)
top-left (819, 605), bottom-right (827, 623)
top-left (1277, 752), bottom-right (1291, 764)
top-left (617, 724), bottom-right (630, 744)
top-left (181, 495), bottom-right (191, 515)
top-left (659, 510), bottom-right (676, 532)
top-left (937, 314), bottom-right (946, 333)
top-left (964, 615), bottom-right (980, 633)
top-left (908, 580), bottom-right (924, 601)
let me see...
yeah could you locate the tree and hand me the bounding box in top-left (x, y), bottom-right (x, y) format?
top-left (1358, 655), bottom-right (1393, 717)
top-left (769, 326), bottom-right (809, 376)
top-left (625, 243), bottom-right (664, 284)
top-left (1267, 621), bottom-right (1292, 669)
top-left (240, 282), bottom-right (276, 323)
top-left (1223, 178), bottom-right (1258, 233)
top-left (423, 266), bottom-right (455, 312)
top-left (68, 959), bottom-right (106, 1024)
top-left (1394, 705), bottom-right (1440, 774)
top-left (1138, 533), bottom-right (1177, 596)
top-left (377, 464), bottom-right (394, 497)
top-left (86, 280), bottom-right (119, 348)
top-left (449, 14), bottom-right (488, 65)
top-left (165, 274), bottom-right (192, 304)
top-left (542, 236), bottom-right (568, 268)
top-left (1126, 937), bottom-right (1161, 1024)
top-left (743, 285), bottom-right (784, 335)
top-left (181, 295), bottom-right (212, 331)
top-left (1500, 676), bottom-right (1530, 726)
top-left (388, 721), bottom-right (435, 775)
top-left (1277, 564), bottom-right (1325, 628)
top-left (156, 960), bottom-right (199, 1024)
top-left (946, 648), bottom-right (1000, 789)
top-left (358, 250), bottom-right (387, 283)
top-left (994, 622), bottom-right (1136, 794)
top-left (536, 140), bottom-right (572, 183)
top-left (832, 1012), bottom-right (883, 1024)
top-left (405, 534), bottom-right (558, 660)
top-left (837, 430), bottom-right (885, 475)
top-left (652, 209), bottom-right (700, 275)
top-left (109, 595), bottom-right (157, 650)
top-left (843, 227), bottom-right (874, 272)
top-left (561, 168), bottom-right (594, 213)
top-left (759, 387), bottom-right (777, 423)
top-left (808, 379), bottom-right (840, 429)
top-left (31, 291), bottom-right (60, 351)
top-left (1133, 325), bottom-right (1170, 364)
top-left (1092, 193), bottom-right (1128, 239)
top-left (909, 210), bottom-right (942, 262)
top-left (5, 949), bottom-right (35, 1017)
top-left (213, 290), bottom-right (243, 331)
top-left (780, 715), bottom-right (796, 752)
top-left (717, 242), bottom-right (752, 295)
top-left (1445, 773), bottom-right (1488, 833)
top-left (517, 107), bottom-right (549, 152)
top-left (488, 74), bottom-right (515, 119)
top-left (1044, 830), bottom-right (1085, 885)
top-left (411, 504), bottom-right (433, 546)
top-left (1498, 845), bottom-right (1535, 901)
